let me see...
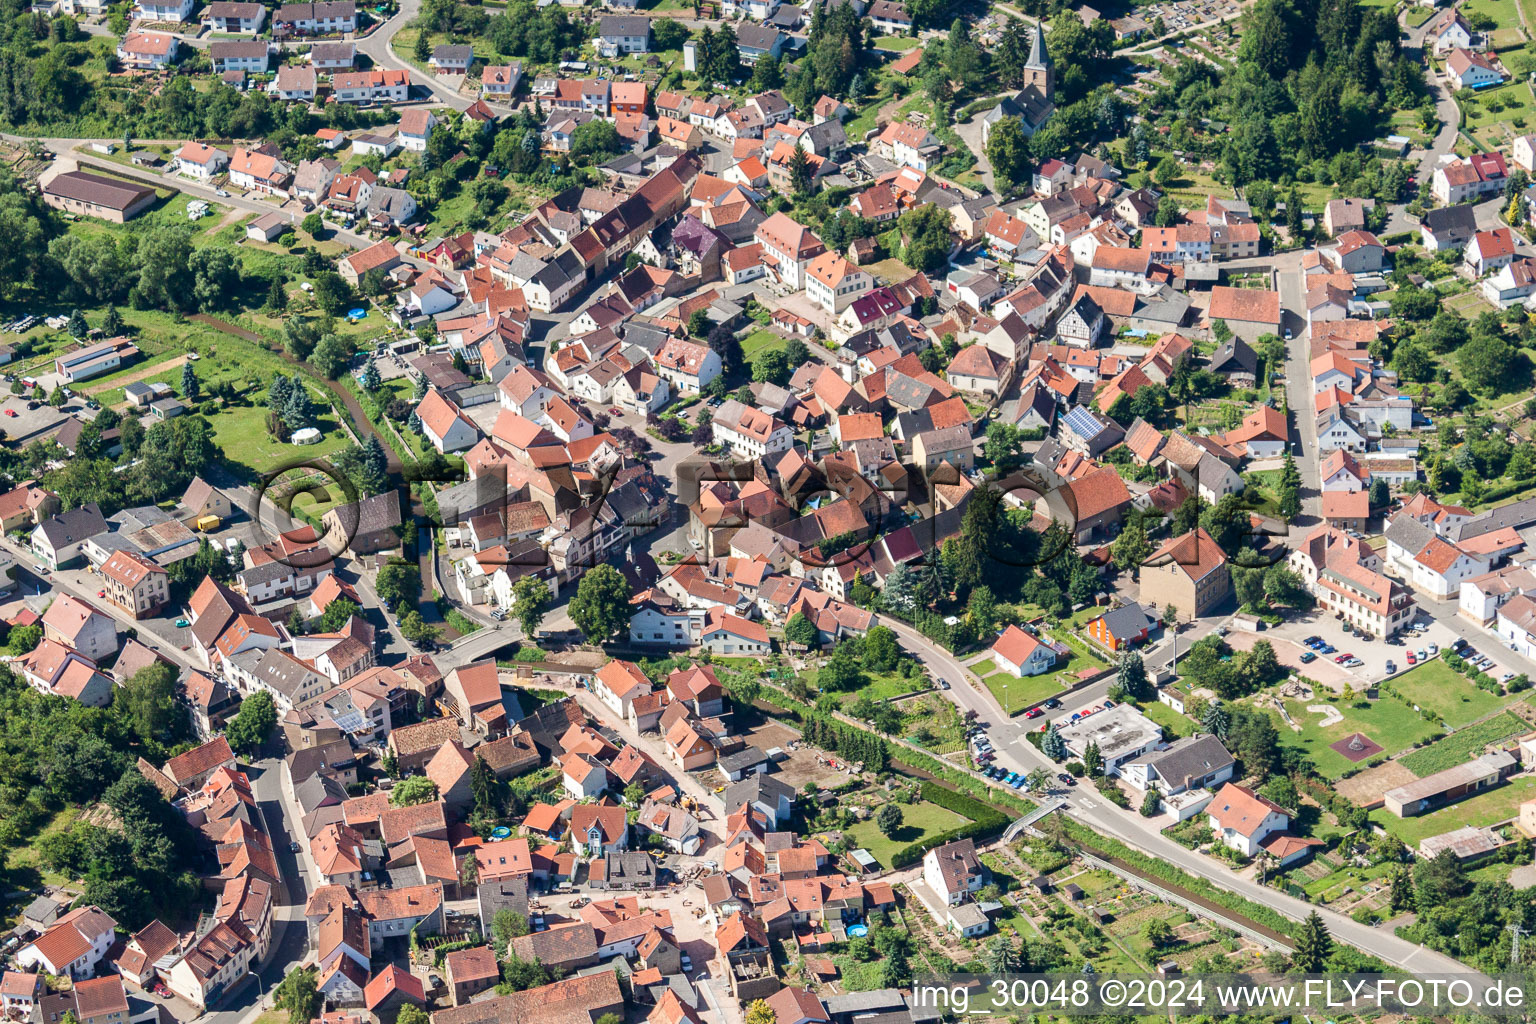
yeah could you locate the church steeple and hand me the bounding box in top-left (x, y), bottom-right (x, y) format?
top-left (1024, 26), bottom-right (1054, 102)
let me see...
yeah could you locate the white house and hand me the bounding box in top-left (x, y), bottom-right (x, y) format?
top-left (1481, 258), bottom-right (1536, 307)
top-left (16, 907), bottom-right (118, 979)
top-left (988, 625), bottom-right (1057, 677)
top-left (1430, 8), bottom-right (1474, 53)
top-left (804, 252), bottom-right (872, 314)
top-left (595, 15), bottom-right (651, 56)
top-left (655, 338), bottom-right (722, 395)
top-left (876, 121), bottom-right (941, 172)
top-left (593, 659), bottom-right (650, 718)
top-left (398, 109), bottom-right (437, 152)
top-left (1320, 449), bottom-right (1369, 492)
top-left (1207, 783), bottom-right (1289, 857)
top-left (415, 389), bottom-right (479, 453)
top-left (922, 838), bottom-right (987, 905)
top-left (1410, 536), bottom-right (1490, 599)
top-left (1466, 227), bottom-right (1516, 277)
top-left (1516, 133), bottom-right (1536, 174)
top-left (711, 399), bottom-right (793, 459)
top-left (1446, 48), bottom-right (1504, 91)
top-left (396, 280), bottom-right (457, 321)
top-left (135, 0), bottom-right (193, 22)
top-left (176, 142), bottom-right (229, 180)
top-left (1120, 735), bottom-right (1235, 797)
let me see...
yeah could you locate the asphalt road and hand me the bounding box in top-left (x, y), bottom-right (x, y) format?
top-left (901, 613), bottom-right (1480, 974)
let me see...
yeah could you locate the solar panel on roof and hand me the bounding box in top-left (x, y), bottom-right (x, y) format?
top-left (1063, 405), bottom-right (1104, 439)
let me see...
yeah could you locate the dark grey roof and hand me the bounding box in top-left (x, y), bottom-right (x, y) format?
top-left (250, 647), bottom-right (326, 703)
top-left (1208, 337), bottom-right (1257, 375)
top-left (211, 40), bottom-right (271, 58)
top-left (328, 491), bottom-right (402, 539)
top-left (1140, 734), bottom-right (1234, 790)
top-left (599, 14), bottom-right (651, 36)
top-left (238, 561), bottom-right (293, 594)
top-left (1455, 496), bottom-right (1536, 540)
top-left (1384, 513), bottom-right (1435, 555)
top-left (1421, 204), bottom-right (1477, 235)
top-left (293, 771), bottom-right (350, 815)
top-left (36, 504), bottom-right (106, 549)
top-left (478, 876), bottom-right (530, 932)
top-left (1097, 602), bottom-right (1154, 641)
top-left (718, 746), bottom-right (770, 772)
top-left (599, 850), bottom-right (656, 883)
top-left (735, 23), bottom-right (783, 50)
top-left (310, 41), bottom-right (355, 59)
top-left (367, 186), bottom-right (415, 222)
top-left (725, 772), bottom-right (793, 809)
top-left (804, 119), bottom-right (847, 154)
top-left (824, 990), bottom-right (908, 1017)
top-left (431, 43), bottom-right (473, 60)
top-left (288, 738), bottom-right (357, 784)
top-left (884, 373), bottom-right (938, 410)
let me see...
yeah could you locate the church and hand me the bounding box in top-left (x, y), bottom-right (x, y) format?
top-left (980, 26), bottom-right (1055, 144)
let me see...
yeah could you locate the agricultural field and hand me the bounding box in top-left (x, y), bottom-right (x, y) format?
top-left (1397, 710), bottom-right (1528, 777)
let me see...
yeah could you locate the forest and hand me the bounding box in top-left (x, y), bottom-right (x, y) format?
top-left (0, 663), bottom-right (204, 929)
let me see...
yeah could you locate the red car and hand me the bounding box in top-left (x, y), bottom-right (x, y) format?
top-left (1024, 708), bottom-right (1042, 719)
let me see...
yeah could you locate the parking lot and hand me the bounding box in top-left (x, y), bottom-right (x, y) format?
top-left (1234, 607), bottom-right (1518, 691)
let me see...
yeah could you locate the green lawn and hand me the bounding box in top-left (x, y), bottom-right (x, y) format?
top-left (983, 670), bottom-right (1067, 713)
top-left (1388, 660), bottom-right (1513, 729)
top-left (742, 328), bottom-right (784, 360)
top-left (1371, 774), bottom-right (1536, 846)
top-left (207, 400), bottom-right (352, 477)
top-left (1134, 698), bottom-right (1193, 740)
top-left (3, 805), bottom-right (82, 907)
top-left (982, 633), bottom-right (1108, 714)
top-left (1397, 711), bottom-right (1528, 777)
top-left (1260, 696), bottom-right (1444, 779)
top-left (842, 799), bottom-right (969, 868)
top-left (1457, 73), bottom-right (1536, 149)
top-left (874, 35), bottom-right (921, 50)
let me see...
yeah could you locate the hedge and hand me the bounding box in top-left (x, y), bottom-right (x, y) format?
top-left (888, 780), bottom-right (1010, 869)
top-left (747, 676), bottom-right (1032, 814)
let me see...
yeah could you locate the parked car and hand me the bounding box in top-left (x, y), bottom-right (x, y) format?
top-left (1407, 651), bottom-right (1417, 665)
top-left (1299, 651), bottom-right (1316, 663)
top-left (1043, 698), bottom-right (1062, 709)
top-left (1024, 708), bottom-right (1042, 719)
top-left (1385, 660), bottom-right (1396, 674)
top-left (1057, 773), bottom-right (1077, 786)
